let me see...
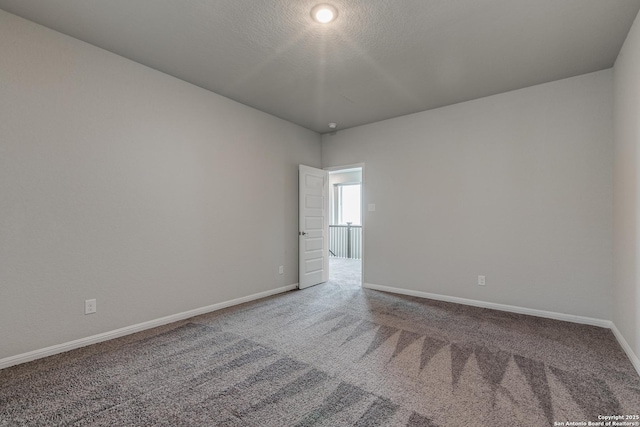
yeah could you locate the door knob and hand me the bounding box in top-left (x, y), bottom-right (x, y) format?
top-left (299, 231), bottom-right (308, 236)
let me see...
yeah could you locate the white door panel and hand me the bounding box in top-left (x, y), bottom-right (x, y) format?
top-left (299, 165), bottom-right (329, 289)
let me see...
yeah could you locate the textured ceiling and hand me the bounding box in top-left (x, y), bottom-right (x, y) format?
top-left (1, 0), bottom-right (639, 133)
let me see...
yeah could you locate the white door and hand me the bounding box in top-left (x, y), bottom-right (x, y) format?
top-left (299, 165), bottom-right (329, 289)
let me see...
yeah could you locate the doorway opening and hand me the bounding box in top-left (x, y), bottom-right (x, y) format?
top-left (326, 166), bottom-right (363, 288)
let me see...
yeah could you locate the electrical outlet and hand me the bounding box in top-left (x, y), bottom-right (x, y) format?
top-left (478, 276), bottom-right (486, 286)
top-left (85, 299), bottom-right (97, 315)
top-left (278, 265), bottom-right (284, 275)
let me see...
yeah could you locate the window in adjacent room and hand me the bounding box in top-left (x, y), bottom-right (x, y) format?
top-left (334, 183), bottom-right (361, 225)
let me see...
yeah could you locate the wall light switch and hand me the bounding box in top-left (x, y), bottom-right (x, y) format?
top-left (368, 204), bottom-right (376, 212)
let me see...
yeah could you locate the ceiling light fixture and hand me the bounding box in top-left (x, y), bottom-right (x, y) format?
top-left (311, 4), bottom-right (338, 24)
top-left (328, 123), bottom-right (337, 129)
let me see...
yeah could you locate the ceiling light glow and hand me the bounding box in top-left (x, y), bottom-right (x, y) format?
top-left (311, 4), bottom-right (338, 24)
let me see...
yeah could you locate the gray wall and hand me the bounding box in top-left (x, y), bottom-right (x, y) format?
top-left (329, 170), bottom-right (362, 186)
top-left (323, 70), bottom-right (613, 320)
top-left (0, 10), bottom-right (321, 360)
top-left (613, 11), bottom-right (640, 358)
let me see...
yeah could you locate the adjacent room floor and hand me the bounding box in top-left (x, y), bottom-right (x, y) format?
top-left (329, 257), bottom-right (361, 288)
top-left (1, 274), bottom-right (639, 426)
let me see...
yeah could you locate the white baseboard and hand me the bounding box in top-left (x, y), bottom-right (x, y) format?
top-left (363, 283), bottom-right (611, 327)
top-left (0, 284), bottom-right (298, 370)
top-left (5, 282), bottom-right (640, 379)
top-left (610, 322), bottom-right (640, 377)
top-left (363, 283), bottom-right (640, 377)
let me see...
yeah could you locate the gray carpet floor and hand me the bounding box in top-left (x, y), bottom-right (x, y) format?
top-left (2, 262), bottom-right (639, 426)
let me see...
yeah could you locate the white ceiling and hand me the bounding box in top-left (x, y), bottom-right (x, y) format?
top-left (1, 0), bottom-right (639, 133)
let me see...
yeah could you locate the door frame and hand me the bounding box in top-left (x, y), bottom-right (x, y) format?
top-left (324, 163), bottom-right (365, 287)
